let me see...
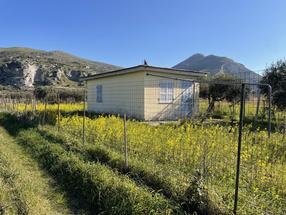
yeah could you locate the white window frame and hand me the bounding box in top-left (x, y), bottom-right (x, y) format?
top-left (159, 80), bottom-right (174, 104)
top-left (96, 85), bottom-right (103, 103)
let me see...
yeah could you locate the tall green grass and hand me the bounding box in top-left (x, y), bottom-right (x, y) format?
top-left (0, 127), bottom-right (74, 215)
top-left (16, 129), bottom-right (180, 215)
top-left (0, 155), bottom-right (27, 215)
top-left (38, 126), bottom-right (222, 214)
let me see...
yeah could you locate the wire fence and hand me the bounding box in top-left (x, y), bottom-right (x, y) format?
top-left (0, 74), bottom-right (285, 214)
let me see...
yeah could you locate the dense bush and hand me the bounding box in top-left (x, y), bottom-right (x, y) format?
top-left (34, 86), bottom-right (84, 103)
top-left (0, 89), bottom-right (33, 100)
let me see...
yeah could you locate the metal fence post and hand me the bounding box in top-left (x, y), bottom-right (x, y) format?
top-left (254, 91), bottom-right (261, 125)
top-left (192, 81), bottom-right (195, 118)
top-left (57, 92), bottom-right (60, 132)
top-left (43, 99), bottom-right (47, 125)
top-left (234, 83), bottom-right (246, 214)
top-left (83, 85), bottom-right (86, 144)
top-left (268, 85), bottom-right (272, 138)
top-left (124, 113), bottom-right (128, 168)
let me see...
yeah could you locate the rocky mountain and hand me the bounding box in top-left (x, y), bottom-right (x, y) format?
top-left (173, 53), bottom-right (261, 83)
top-left (0, 47), bottom-right (120, 88)
top-left (0, 48), bottom-right (262, 90)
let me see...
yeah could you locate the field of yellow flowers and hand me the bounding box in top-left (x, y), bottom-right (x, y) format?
top-left (0, 100), bottom-right (285, 214)
top-left (51, 114), bottom-right (285, 214)
top-left (17, 102), bottom-right (84, 112)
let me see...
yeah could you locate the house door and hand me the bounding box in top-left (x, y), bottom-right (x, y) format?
top-left (181, 80), bottom-right (193, 118)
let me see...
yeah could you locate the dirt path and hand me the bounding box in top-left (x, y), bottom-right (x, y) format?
top-left (0, 127), bottom-right (74, 215)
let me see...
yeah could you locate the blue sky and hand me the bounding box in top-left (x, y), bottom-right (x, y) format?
top-left (0, 0), bottom-right (285, 73)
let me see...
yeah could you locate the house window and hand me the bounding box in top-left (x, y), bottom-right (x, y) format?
top-left (96, 85), bottom-right (102, 103)
top-left (159, 81), bottom-right (173, 103)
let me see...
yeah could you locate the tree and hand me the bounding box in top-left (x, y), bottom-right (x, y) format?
top-left (260, 59), bottom-right (286, 110)
top-left (34, 86), bottom-right (84, 103)
top-left (200, 75), bottom-right (246, 114)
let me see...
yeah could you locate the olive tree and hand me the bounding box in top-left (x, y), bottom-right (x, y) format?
top-left (200, 75), bottom-right (245, 114)
top-left (260, 59), bottom-right (286, 110)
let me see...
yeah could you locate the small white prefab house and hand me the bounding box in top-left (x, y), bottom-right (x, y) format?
top-left (83, 65), bottom-right (207, 121)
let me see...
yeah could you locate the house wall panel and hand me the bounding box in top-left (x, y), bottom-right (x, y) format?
top-left (86, 72), bottom-right (145, 119)
top-left (143, 71), bottom-right (199, 121)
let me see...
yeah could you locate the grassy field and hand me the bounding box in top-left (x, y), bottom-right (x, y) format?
top-left (0, 127), bottom-right (73, 215)
top-left (0, 113), bottom-right (183, 214)
top-left (0, 101), bottom-right (285, 214)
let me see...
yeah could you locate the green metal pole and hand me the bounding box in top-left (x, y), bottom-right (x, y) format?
top-left (234, 83), bottom-right (245, 214)
top-left (83, 85), bottom-right (86, 144)
top-left (124, 113), bottom-right (128, 168)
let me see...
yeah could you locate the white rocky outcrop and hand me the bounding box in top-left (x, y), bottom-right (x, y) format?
top-left (22, 63), bottom-right (39, 87)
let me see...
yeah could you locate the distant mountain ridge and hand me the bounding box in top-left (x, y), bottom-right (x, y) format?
top-left (0, 47), bottom-right (120, 88)
top-left (173, 53), bottom-right (261, 83)
top-left (0, 48), bottom-right (261, 89)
